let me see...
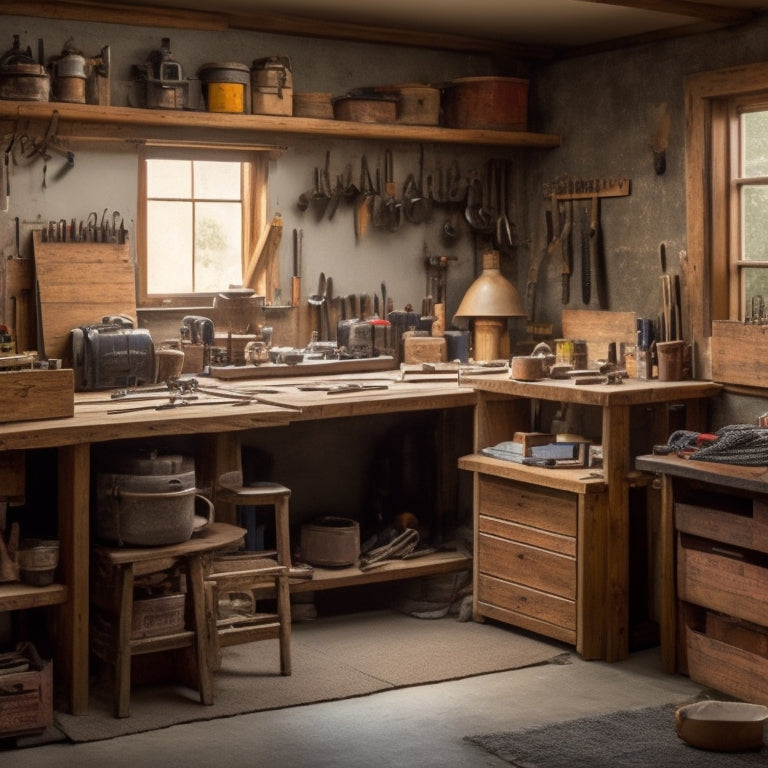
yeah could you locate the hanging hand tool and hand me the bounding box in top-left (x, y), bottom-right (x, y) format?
top-left (560, 197), bottom-right (573, 304)
top-left (589, 190), bottom-right (608, 309)
top-left (580, 197), bottom-right (592, 305)
top-left (291, 228), bottom-right (301, 307)
top-left (527, 195), bottom-right (555, 322)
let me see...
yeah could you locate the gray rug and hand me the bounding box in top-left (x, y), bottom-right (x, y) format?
top-left (466, 702), bottom-right (767, 768)
top-left (55, 609), bottom-right (563, 743)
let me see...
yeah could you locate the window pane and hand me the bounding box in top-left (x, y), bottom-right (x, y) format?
top-left (147, 201), bottom-right (193, 293)
top-left (744, 268), bottom-right (768, 309)
top-left (742, 185), bottom-right (768, 261)
top-left (194, 161), bottom-right (241, 201)
top-left (193, 201), bottom-right (242, 292)
top-left (147, 159), bottom-right (191, 198)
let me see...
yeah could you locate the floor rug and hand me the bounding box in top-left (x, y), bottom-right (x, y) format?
top-left (465, 702), bottom-right (767, 768)
top-left (55, 609), bottom-right (564, 743)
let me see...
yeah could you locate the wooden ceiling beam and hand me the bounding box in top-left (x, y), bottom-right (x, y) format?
top-left (0, 0), bottom-right (554, 58)
top-left (575, 0), bottom-right (755, 25)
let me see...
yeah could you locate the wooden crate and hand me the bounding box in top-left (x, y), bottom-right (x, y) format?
top-left (0, 369), bottom-right (74, 423)
top-left (711, 320), bottom-right (768, 386)
top-left (0, 655), bottom-right (53, 738)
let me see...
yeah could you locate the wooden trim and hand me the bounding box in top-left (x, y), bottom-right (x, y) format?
top-left (577, 0), bottom-right (753, 25)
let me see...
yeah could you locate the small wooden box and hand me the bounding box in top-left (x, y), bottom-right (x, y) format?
top-left (0, 369), bottom-right (74, 423)
top-left (131, 594), bottom-right (186, 639)
top-left (0, 656), bottom-right (53, 738)
top-left (711, 320), bottom-right (767, 386)
top-left (513, 432), bottom-right (556, 455)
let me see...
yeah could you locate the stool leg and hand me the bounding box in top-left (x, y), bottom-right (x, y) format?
top-left (274, 495), bottom-right (291, 567)
top-left (188, 554), bottom-right (214, 705)
top-left (115, 565), bottom-right (135, 718)
top-left (276, 572), bottom-right (291, 676)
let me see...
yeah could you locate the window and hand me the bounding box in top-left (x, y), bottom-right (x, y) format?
top-left (734, 104), bottom-right (768, 321)
top-left (137, 146), bottom-right (268, 306)
top-left (686, 61), bottom-right (768, 377)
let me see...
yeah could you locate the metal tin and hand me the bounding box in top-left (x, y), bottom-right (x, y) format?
top-left (572, 339), bottom-right (588, 369)
top-left (250, 56), bottom-right (292, 116)
top-left (198, 62), bottom-right (250, 113)
top-left (554, 338), bottom-right (574, 365)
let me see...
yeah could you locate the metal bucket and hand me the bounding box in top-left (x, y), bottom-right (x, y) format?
top-left (300, 516), bottom-right (360, 567)
top-left (95, 452), bottom-right (210, 546)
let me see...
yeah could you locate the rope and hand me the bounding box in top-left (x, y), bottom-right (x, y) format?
top-left (656, 425), bottom-right (768, 465)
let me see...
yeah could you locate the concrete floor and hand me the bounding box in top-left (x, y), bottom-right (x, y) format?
top-left (7, 627), bottom-right (704, 768)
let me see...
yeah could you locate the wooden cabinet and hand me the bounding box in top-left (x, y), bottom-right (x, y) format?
top-left (461, 375), bottom-right (721, 661)
top-left (465, 466), bottom-right (607, 658)
top-left (635, 454), bottom-right (768, 705)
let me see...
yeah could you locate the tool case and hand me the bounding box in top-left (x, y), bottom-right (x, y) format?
top-left (71, 319), bottom-right (154, 391)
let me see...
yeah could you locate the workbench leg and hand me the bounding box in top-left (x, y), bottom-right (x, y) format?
top-left (201, 432), bottom-right (243, 525)
top-left (115, 565), bottom-right (135, 718)
top-left (187, 554), bottom-right (214, 706)
top-left (602, 404), bottom-right (630, 662)
top-left (658, 473), bottom-right (677, 673)
top-left (56, 442), bottom-right (91, 715)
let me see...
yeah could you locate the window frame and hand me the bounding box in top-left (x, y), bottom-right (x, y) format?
top-left (136, 144), bottom-right (268, 308)
top-left (685, 60), bottom-right (768, 378)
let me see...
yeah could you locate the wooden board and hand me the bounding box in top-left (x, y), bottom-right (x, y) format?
top-left (562, 309), bottom-right (636, 366)
top-left (0, 369), bottom-right (74, 422)
top-left (711, 320), bottom-right (765, 387)
top-left (209, 355), bottom-right (396, 379)
top-left (32, 232), bottom-right (137, 364)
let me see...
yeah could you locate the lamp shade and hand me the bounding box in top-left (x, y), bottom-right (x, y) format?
top-left (453, 250), bottom-right (526, 319)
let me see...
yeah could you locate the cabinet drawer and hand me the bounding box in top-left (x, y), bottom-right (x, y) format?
top-left (676, 499), bottom-right (768, 556)
top-left (478, 572), bottom-right (575, 631)
top-left (479, 514), bottom-right (575, 557)
top-left (686, 623), bottom-right (768, 706)
top-left (478, 475), bottom-right (577, 536)
top-left (677, 534), bottom-right (768, 627)
top-left (478, 532), bottom-right (575, 599)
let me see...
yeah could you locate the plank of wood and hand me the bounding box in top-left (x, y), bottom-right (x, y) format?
top-left (33, 232), bottom-right (137, 363)
top-left (711, 320), bottom-right (767, 387)
top-left (562, 309), bottom-right (636, 366)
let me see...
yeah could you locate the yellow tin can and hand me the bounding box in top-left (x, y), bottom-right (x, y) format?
top-left (198, 62), bottom-right (250, 113)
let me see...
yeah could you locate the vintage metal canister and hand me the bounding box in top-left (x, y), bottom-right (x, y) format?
top-left (250, 56), bottom-right (292, 116)
top-left (554, 338), bottom-right (574, 365)
top-left (0, 35), bottom-right (50, 102)
top-left (198, 62), bottom-right (250, 113)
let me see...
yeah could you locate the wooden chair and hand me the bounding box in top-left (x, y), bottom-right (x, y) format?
top-left (89, 522), bottom-right (246, 718)
top-left (204, 473), bottom-right (292, 675)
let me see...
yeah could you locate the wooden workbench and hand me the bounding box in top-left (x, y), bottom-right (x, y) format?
top-left (460, 374), bottom-right (722, 662)
top-left (0, 370), bottom-right (476, 715)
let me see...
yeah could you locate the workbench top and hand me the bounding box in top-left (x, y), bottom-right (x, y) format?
top-left (0, 369), bottom-right (478, 451)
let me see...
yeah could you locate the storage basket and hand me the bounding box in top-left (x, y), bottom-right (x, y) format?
top-left (300, 516), bottom-right (360, 566)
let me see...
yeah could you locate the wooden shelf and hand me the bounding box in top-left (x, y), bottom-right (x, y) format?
top-left (0, 582), bottom-right (67, 612)
top-left (459, 452), bottom-right (606, 494)
top-left (290, 550), bottom-right (471, 594)
top-left (0, 101), bottom-right (562, 149)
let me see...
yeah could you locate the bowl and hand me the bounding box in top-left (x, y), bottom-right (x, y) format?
top-left (17, 539), bottom-right (60, 586)
top-left (675, 700), bottom-right (768, 751)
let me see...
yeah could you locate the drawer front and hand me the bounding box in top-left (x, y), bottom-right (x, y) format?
top-left (686, 624), bottom-right (768, 706)
top-left (478, 475), bottom-right (577, 536)
top-left (677, 536), bottom-right (768, 627)
top-left (479, 514), bottom-right (576, 557)
top-left (479, 532), bottom-right (576, 599)
top-left (478, 572), bottom-right (575, 632)
top-left (676, 501), bottom-right (768, 556)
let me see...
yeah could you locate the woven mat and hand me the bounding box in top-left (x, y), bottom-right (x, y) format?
top-left (466, 702), bottom-right (767, 768)
top-left (55, 609), bottom-right (563, 743)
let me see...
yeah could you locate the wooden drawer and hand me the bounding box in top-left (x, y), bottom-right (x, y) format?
top-left (478, 475), bottom-right (577, 537)
top-left (478, 532), bottom-right (575, 599)
top-left (677, 533), bottom-right (768, 627)
top-left (686, 622), bottom-right (768, 706)
top-left (478, 572), bottom-right (575, 632)
top-left (479, 514), bottom-right (576, 557)
top-left (676, 498), bottom-right (768, 556)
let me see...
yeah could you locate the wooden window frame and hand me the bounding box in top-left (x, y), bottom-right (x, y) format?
top-left (686, 61), bottom-right (768, 379)
top-left (136, 145), bottom-right (268, 308)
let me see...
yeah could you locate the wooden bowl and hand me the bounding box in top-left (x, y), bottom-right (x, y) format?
top-left (675, 700), bottom-right (768, 751)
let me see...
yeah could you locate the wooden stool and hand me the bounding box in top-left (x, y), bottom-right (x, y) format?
top-left (215, 472), bottom-right (292, 568)
top-left (206, 473), bottom-right (292, 674)
top-left (90, 522), bottom-right (246, 718)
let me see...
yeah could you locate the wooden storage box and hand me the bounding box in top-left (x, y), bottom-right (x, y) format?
top-left (0, 654), bottom-right (53, 738)
top-left (131, 593), bottom-right (186, 639)
top-left (686, 621), bottom-right (768, 706)
top-left (677, 532), bottom-right (768, 628)
top-left (711, 320), bottom-right (766, 386)
top-left (0, 368), bottom-right (74, 423)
